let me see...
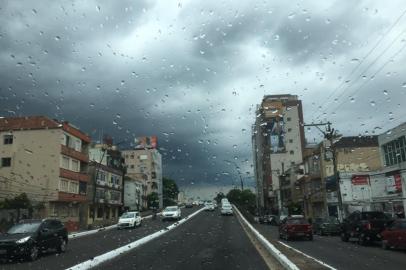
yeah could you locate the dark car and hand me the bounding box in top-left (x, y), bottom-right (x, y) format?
top-left (381, 219), bottom-right (406, 250)
top-left (0, 219), bottom-right (68, 261)
top-left (313, 216), bottom-right (340, 235)
top-left (185, 202), bottom-right (193, 208)
top-left (340, 211), bottom-right (389, 245)
top-left (279, 217), bottom-right (313, 241)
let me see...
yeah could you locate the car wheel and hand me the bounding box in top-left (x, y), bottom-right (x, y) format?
top-left (57, 238), bottom-right (67, 253)
top-left (358, 234), bottom-right (367, 246)
top-left (340, 232), bottom-right (349, 242)
top-left (381, 240), bottom-right (389, 250)
top-left (28, 245), bottom-right (39, 261)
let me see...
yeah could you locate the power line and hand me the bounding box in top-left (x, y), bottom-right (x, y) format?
top-left (314, 9), bottom-right (406, 118)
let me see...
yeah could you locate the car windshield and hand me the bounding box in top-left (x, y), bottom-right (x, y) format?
top-left (326, 217), bottom-right (339, 224)
top-left (121, 213), bottom-right (135, 219)
top-left (361, 212), bottom-right (386, 220)
top-left (1, 1), bottom-right (406, 269)
top-left (7, 222), bottom-right (41, 234)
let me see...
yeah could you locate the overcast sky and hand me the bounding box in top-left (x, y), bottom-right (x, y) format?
top-left (1, 0), bottom-right (406, 193)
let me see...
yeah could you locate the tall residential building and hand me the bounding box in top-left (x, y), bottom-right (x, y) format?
top-left (252, 94), bottom-right (305, 214)
top-left (122, 138), bottom-right (163, 209)
top-left (86, 144), bottom-right (125, 229)
top-left (0, 116), bottom-right (90, 231)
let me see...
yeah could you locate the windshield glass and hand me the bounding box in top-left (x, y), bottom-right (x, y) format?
top-left (287, 219), bottom-right (308, 225)
top-left (121, 213), bottom-right (135, 219)
top-left (7, 222), bottom-right (41, 234)
top-left (1, 1), bottom-right (406, 269)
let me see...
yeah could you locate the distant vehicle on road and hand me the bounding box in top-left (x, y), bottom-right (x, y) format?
top-left (381, 219), bottom-right (406, 250)
top-left (118, 211), bottom-right (142, 229)
top-left (313, 216), bottom-right (341, 235)
top-left (220, 204), bottom-right (233, 216)
top-left (340, 211), bottom-right (389, 245)
top-left (279, 216), bottom-right (313, 241)
top-left (198, 200), bottom-right (204, 206)
top-left (204, 202), bottom-right (215, 211)
top-left (0, 219), bottom-right (68, 261)
top-left (185, 202), bottom-right (193, 208)
top-left (162, 206), bottom-right (182, 221)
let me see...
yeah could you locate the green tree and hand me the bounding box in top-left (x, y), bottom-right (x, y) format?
top-left (213, 192), bottom-right (226, 204)
top-left (226, 189), bottom-right (257, 214)
top-left (146, 192), bottom-right (159, 209)
top-left (163, 177), bottom-right (179, 206)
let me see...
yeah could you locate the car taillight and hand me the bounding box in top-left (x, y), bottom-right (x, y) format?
top-left (364, 223), bottom-right (372, 230)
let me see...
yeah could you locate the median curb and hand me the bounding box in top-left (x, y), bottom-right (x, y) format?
top-left (233, 205), bottom-right (300, 270)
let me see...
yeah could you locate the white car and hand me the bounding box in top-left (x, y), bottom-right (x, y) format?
top-left (117, 211), bottom-right (142, 229)
top-left (161, 206), bottom-right (181, 221)
top-left (204, 202), bottom-right (215, 211)
top-left (221, 204), bottom-right (233, 215)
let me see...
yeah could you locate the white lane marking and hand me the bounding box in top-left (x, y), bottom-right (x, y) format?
top-left (233, 205), bottom-right (300, 270)
top-left (68, 214), bottom-right (155, 239)
top-left (66, 208), bottom-right (205, 270)
top-left (277, 241), bottom-right (338, 270)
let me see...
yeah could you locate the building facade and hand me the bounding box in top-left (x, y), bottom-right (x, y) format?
top-left (252, 94), bottom-right (305, 215)
top-left (86, 144), bottom-right (125, 229)
top-left (0, 116), bottom-right (91, 231)
top-left (122, 148), bottom-right (163, 208)
top-left (124, 176), bottom-right (145, 211)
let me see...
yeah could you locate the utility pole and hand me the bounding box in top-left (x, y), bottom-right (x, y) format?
top-left (303, 122), bottom-right (344, 221)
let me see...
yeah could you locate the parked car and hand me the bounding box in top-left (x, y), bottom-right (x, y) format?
top-left (340, 211), bottom-right (389, 245)
top-left (117, 211), bottom-right (142, 229)
top-left (279, 216), bottom-right (313, 241)
top-left (220, 204), bottom-right (233, 216)
top-left (313, 216), bottom-right (341, 235)
top-left (162, 206), bottom-right (182, 221)
top-left (204, 202), bottom-right (215, 211)
top-left (381, 219), bottom-right (406, 250)
top-left (258, 215), bottom-right (270, 224)
top-left (0, 219), bottom-right (68, 261)
top-left (268, 215), bottom-right (280, 226)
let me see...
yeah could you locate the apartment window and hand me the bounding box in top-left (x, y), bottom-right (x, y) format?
top-left (69, 181), bottom-right (79, 194)
top-left (139, 154), bottom-right (148, 160)
top-left (79, 181), bottom-right (87, 195)
top-left (97, 170), bottom-right (106, 182)
top-left (130, 155), bottom-right (134, 159)
top-left (290, 150), bottom-right (294, 155)
top-left (96, 188), bottom-right (105, 199)
top-left (289, 139), bottom-right (293, 143)
top-left (111, 174), bottom-right (120, 185)
top-left (288, 128), bottom-right (292, 132)
top-left (71, 159), bottom-right (79, 172)
top-left (1, 157), bottom-right (11, 167)
top-left (130, 165), bottom-right (135, 169)
top-left (287, 117), bottom-right (291, 122)
top-left (74, 139), bottom-right (81, 151)
top-left (383, 136), bottom-right (406, 166)
top-left (97, 207), bottom-right (104, 218)
top-left (61, 156), bottom-right (69, 169)
top-left (59, 179), bottom-right (69, 192)
top-left (3, 135), bottom-right (13, 145)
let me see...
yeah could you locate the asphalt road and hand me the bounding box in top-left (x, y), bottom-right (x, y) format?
top-left (95, 209), bottom-right (269, 270)
top-left (0, 207), bottom-right (199, 270)
top-left (255, 224), bottom-right (406, 270)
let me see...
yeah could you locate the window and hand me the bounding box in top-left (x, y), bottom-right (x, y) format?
top-left (290, 150), bottom-right (294, 155)
top-left (287, 117), bottom-right (291, 122)
top-left (79, 181), bottom-right (87, 195)
top-left (288, 128), bottom-right (292, 132)
top-left (71, 159), bottom-right (79, 172)
top-left (59, 179), bottom-right (69, 192)
top-left (289, 139), bottom-right (293, 143)
top-left (74, 139), bottom-right (81, 151)
top-left (3, 135), bottom-right (13, 144)
top-left (383, 136), bottom-right (406, 166)
top-left (61, 156), bottom-right (70, 169)
top-left (139, 154), bottom-right (148, 160)
top-left (1, 157), bottom-right (11, 167)
top-left (130, 155), bottom-right (135, 159)
top-left (69, 181), bottom-right (79, 194)
top-left (97, 207), bottom-right (104, 218)
top-left (130, 165), bottom-right (135, 169)
top-left (97, 170), bottom-right (106, 182)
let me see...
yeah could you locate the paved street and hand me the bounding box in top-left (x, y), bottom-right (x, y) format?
top-left (96, 210), bottom-right (269, 270)
top-left (0, 207), bottom-right (199, 270)
top-left (255, 223), bottom-right (406, 270)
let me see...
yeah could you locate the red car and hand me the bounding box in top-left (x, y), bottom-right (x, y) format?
top-left (381, 219), bottom-right (406, 250)
top-left (279, 216), bottom-right (313, 241)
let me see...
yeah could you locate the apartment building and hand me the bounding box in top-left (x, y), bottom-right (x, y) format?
top-left (124, 176), bottom-right (145, 211)
top-left (0, 116), bottom-right (90, 231)
top-left (252, 94), bottom-right (305, 214)
top-left (86, 144), bottom-right (125, 228)
top-left (122, 141), bottom-right (163, 209)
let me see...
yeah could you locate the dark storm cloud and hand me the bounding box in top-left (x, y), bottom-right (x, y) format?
top-left (1, 0), bottom-right (406, 189)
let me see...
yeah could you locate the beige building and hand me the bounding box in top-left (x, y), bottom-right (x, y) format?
top-left (122, 148), bottom-right (163, 208)
top-left (0, 116), bottom-right (91, 231)
top-left (321, 136), bottom-right (382, 218)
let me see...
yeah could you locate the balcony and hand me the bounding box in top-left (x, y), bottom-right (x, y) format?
top-left (57, 192), bottom-right (87, 202)
top-left (61, 145), bottom-right (89, 163)
top-left (60, 168), bottom-right (90, 182)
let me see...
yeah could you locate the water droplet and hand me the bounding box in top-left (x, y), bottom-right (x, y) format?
top-left (96, 85), bottom-right (101, 91)
top-left (325, 18), bottom-right (331, 24)
top-left (96, 6), bottom-right (101, 12)
top-left (116, 114), bottom-right (121, 119)
top-left (113, 120), bottom-right (118, 125)
top-left (402, 82), bottom-right (406, 88)
top-left (81, 67), bottom-right (86, 72)
top-left (199, 50), bottom-right (205, 55)
top-left (351, 58), bottom-right (359, 63)
top-left (233, 145), bottom-right (237, 149)
top-left (32, 9), bottom-right (37, 15)
top-left (273, 34), bottom-right (280, 41)
top-left (288, 13), bottom-right (296, 19)
top-left (90, 103), bottom-right (95, 108)
top-left (370, 101), bottom-right (375, 106)
top-left (121, 80), bottom-right (125, 86)
top-left (55, 36), bottom-right (61, 41)
top-left (350, 97), bottom-right (355, 103)
top-left (383, 90), bottom-right (388, 95)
